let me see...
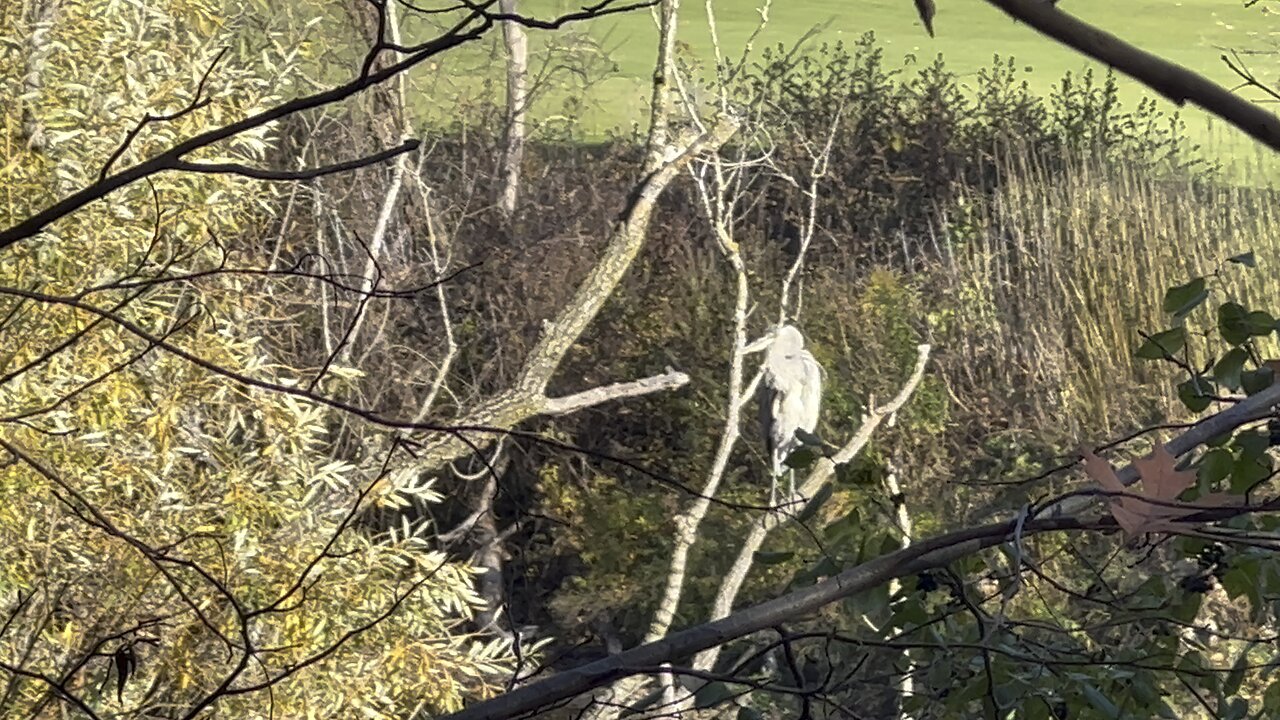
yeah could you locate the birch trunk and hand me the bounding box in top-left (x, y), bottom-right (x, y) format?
top-left (497, 0), bottom-right (528, 216)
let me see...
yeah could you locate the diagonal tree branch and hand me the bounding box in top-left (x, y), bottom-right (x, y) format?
top-left (169, 140), bottom-right (419, 181)
top-left (442, 346), bottom-right (1280, 720)
top-left (390, 116), bottom-right (740, 478)
top-left (972, 0), bottom-right (1280, 150)
top-left (542, 370), bottom-right (691, 415)
top-left (0, 1), bottom-right (647, 250)
top-left (441, 512), bottom-right (1103, 720)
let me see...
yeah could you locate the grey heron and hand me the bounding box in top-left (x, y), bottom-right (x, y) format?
top-left (759, 324), bottom-right (823, 505)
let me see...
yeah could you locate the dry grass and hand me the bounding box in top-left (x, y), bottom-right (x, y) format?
top-left (937, 145), bottom-right (1280, 441)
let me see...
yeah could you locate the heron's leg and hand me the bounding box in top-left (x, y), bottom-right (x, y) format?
top-left (768, 474), bottom-right (777, 507)
top-left (787, 469), bottom-right (797, 503)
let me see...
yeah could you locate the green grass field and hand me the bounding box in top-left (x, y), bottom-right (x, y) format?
top-left (411, 0), bottom-right (1280, 178)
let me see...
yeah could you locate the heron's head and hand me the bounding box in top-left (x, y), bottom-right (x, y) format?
top-left (771, 325), bottom-right (806, 354)
top-left (773, 324), bottom-right (803, 345)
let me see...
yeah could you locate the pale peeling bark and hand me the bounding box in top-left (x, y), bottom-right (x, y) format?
top-left (641, 0), bottom-right (680, 175)
top-left (497, 0), bottom-right (528, 216)
top-left (513, 117), bottom-right (738, 401)
top-left (583, 222), bottom-right (752, 719)
top-left (883, 460), bottom-right (915, 718)
top-left (646, 245), bottom-right (749, 639)
top-left (384, 116), bottom-right (737, 487)
top-left (380, 0), bottom-right (732, 484)
top-left (470, 454), bottom-right (513, 634)
top-left (542, 370), bottom-right (690, 415)
top-left (20, 0), bottom-right (60, 153)
top-left (337, 0), bottom-right (411, 366)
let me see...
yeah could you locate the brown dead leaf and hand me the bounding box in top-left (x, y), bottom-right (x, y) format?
top-left (1081, 442), bottom-right (1214, 539)
top-left (1131, 444), bottom-right (1196, 502)
top-left (1081, 448), bottom-right (1143, 536)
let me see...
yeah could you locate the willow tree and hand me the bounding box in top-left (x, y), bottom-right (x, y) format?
top-left (0, 1), bottom-right (519, 716)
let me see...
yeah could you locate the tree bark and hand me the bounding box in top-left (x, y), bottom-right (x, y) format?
top-left (385, 118), bottom-right (736, 483)
top-left (497, 0), bottom-right (529, 216)
top-left (641, 0), bottom-right (681, 175)
top-left (883, 458), bottom-right (915, 719)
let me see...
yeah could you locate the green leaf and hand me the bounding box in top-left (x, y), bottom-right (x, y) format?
top-left (1198, 448), bottom-right (1235, 488)
top-left (783, 447), bottom-right (818, 470)
top-left (1163, 277), bottom-right (1208, 318)
top-left (1177, 376), bottom-right (1216, 413)
top-left (888, 597), bottom-right (929, 627)
top-left (1177, 650), bottom-right (1205, 676)
top-left (1213, 348), bottom-right (1249, 391)
top-left (1219, 302), bottom-right (1252, 345)
top-left (1231, 455), bottom-right (1272, 493)
top-left (1130, 674), bottom-right (1163, 707)
top-left (822, 509), bottom-right (862, 543)
top-left (1221, 698), bottom-right (1248, 720)
top-left (1236, 430), bottom-right (1270, 462)
top-left (793, 556), bottom-right (840, 586)
top-left (737, 708), bottom-right (765, 720)
top-left (1248, 310), bottom-right (1277, 336)
top-left (1171, 592), bottom-right (1203, 624)
top-left (1136, 327), bottom-right (1187, 359)
top-left (1023, 700), bottom-right (1051, 720)
top-left (752, 550), bottom-right (795, 565)
top-left (694, 681), bottom-right (736, 709)
top-left (796, 482), bottom-right (834, 523)
top-left (948, 676), bottom-right (987, 705)
top-left (993, 681), bottom-right (1024, 711)
top-left (1243, 367), bottom-right (1276, 395)
top-left (1080, 683), bottom-right (1121, 719)
top-left (1228, 251), bottom-right (1257, 268)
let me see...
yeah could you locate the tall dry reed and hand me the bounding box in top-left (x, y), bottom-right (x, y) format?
top-left (939, 144), bottom-right (1280, 440)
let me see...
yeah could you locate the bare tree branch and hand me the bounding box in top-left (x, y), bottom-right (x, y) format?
top-left (542, 370), bottom-right (691, 415)
top-left (0, 0), bottom-right (646, 250)
top-left (974, 0), bottom-right (1280, 150)
top-left (391, 115), bottom-right (740, 477)
top-left (441, 512), bottom-right (1104, 720)
top-left (169, 139), bottom-right (420, 181)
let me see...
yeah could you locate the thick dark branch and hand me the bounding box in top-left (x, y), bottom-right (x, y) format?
top-left (442, 374), bottom-right (1280, 720)
top-left (170, 139), bottom-right (420, 181)
top-left (0, 11), bottom-right (479, 250)
top-left (977, 0), bottom-right (1280, 150)
top-left (1041, 378), bottom-right (1280, 517)
top-left (442, 515), bottom-right (1100, 720)
top-left (98, 47), bottom-right (229, 182)
top-left (0, 2), bottom-right (644, 250)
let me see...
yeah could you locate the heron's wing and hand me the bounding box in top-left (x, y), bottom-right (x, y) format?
top-left (758, 370), bottom-right (789, 474)
top-left (797, 351), bottom-right (823, 433)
